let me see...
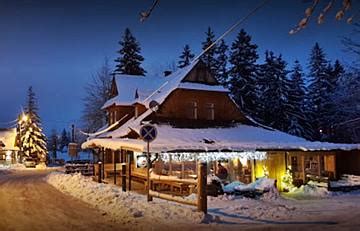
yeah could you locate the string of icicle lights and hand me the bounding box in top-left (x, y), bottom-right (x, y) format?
top-left (159, 151), bottom-right (267, 162)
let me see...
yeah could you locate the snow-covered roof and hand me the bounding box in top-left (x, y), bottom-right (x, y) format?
top-left (102, 74), bottom-right (166, 109)
top-left (143, 61), bottom-right (198, 108)
top-left (0, 128), bottom-right (18, 151)
top-left (82, 123), bottom-right (360, 153)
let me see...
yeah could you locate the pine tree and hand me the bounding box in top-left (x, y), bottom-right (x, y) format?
top-left (20, 87), bottom-right (47, 163)
top-left (214, 39), bottom-right (229, 85)
top-left (229, 29), bottom-right (259, 116)
top-left (287, 60), bottom-right (313, 139)
top-left (48, 129), bottom-right (58, 162)
top-left (82, 58), bottom-right (112, 132)
top-left (200, 27), bottom-right (217, 74)
top-left (322, 60), bottom-right (345, 140)
top-left (114, 28), bottom-right (146, 76)
top-left (178, 44), bottom-right (194, 68)
top-left (331, 60), bottom-right (345, 90)
top-left (59, 128), bottom-right (70, 152)
top-left (307, 43), bottom-right (332, 140)
top-left (257, 51), bottom-right (290, 131)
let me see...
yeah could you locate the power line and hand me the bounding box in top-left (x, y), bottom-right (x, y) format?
top-left (193, 0), bottom-right (270, 61)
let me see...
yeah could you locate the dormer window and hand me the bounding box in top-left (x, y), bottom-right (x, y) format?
top-left (206, 103), bottom-right (215, 120)
top-left (188, 101), bottom-right (198, 119)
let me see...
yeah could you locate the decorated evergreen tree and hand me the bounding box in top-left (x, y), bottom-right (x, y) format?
top-left (287, 60), bottom-right (313, 139)
top-left (214, 39), bottom-right (229, 85)
top-left (229, 29), bottom-right (259, 116)
top-left (178, 44), bottom-right (194, 68)
top-left (257, 51), bottom-right (290, 131)
top-left (200, 27), bottom-right (217, 74)
top-left (114, 28), bottom-right (146, 76)
top-left (19, 87), bottom-right (47, 163)
top-left (307, 43), bottom-right (331, 140)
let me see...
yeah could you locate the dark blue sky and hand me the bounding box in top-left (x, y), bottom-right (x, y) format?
top-left (0, 0), bottom-right (357, 134)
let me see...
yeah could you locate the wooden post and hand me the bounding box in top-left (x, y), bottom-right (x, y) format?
top-left (253, 159), bottom-right (257, 180)
top-left (197, 162), bottom-right (207, 214)
top-left (127, 152), bottom-right (132, 191)
top-left (122, 164), bottom-right (126, 192)
top-left (301, 155), bottom-right (305, 183)
top-left (317, 154), bottom-right (321, 176)
top-left (169, 154), bottom-right (173, 175)
top-left (113, 150), bottom-right (116, 185)
top-left (181, 162), bottom-right (185, 179)
top-left (98, 162), bottom-right (102, 183)
top-left (147, 141), bottom-right (153, 201)
top-left (102, 148), bottom-right (105, 180)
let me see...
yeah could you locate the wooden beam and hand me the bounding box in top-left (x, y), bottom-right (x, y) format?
top-left (150, 173), bottom-right (197, 184)
top-left (301, 155), bottom-right (305, 183)
top-left (128, 152), bottom-right (132, 191)
top-left (149, 190), bottom-right (197, 206)
top-left (197, 162), bottom-right (207, 214)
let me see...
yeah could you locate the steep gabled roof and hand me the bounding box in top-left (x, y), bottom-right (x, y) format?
top-left (102, 74), bottom-right (166, 109)
top-left (143, 60), bottom-right (228, 108)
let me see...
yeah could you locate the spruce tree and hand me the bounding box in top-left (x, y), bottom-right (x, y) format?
top-left (215, 39), bottom-right (229, 85)
top-left (257, 51), bottom-right (290, 131)
top-left (229, 29), bottom-right (259, 116)
top-left (287, 60), bottom-right (313, 139)
top-left (114, 28), bottom-right (146, 76)
top-left (322, 60), bottom-right (345, 140)
top-left (178, 44), bottom-right (194, 68)
top-left (59, 128), bottom-right (70, 152)
top-left (20, 87), bottom-right (47, 163)
top-left (307, 43), bottom-right (331, 140)
top-left (200, 27), bottom-right (217, 74)
top-left (48, 129), bottom-right (58, 162)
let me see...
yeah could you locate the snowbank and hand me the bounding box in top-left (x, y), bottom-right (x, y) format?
top-left (330, 174), bottom-right (360, 188)
top-left (46, 172), bottom-right (204, 227)
top-left (208, 195), bottom-right (296, 220)
top-left (284, 181), bottom-right (329, 199)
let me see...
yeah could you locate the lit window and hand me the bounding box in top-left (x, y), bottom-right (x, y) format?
top-left (206, 103), bottom-right (215, 120)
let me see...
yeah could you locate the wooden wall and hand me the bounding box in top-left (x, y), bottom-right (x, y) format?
top-left (155, 89), bottom-right (249, 125)
top-left (253, 152), bottom-right (286, 190)
top-left (336, 150), bottom-right (360, 176)
top-left (107, 105), bottom-right (134, 126)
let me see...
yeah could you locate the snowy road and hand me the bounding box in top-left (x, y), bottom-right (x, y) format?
top-left (0, 170), bottom-right (126, 231)
top-left (1, 170), bottom-right (360, 231)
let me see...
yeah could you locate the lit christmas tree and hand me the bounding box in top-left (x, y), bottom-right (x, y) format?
top-left (18, 87), bottom-right (47, 164)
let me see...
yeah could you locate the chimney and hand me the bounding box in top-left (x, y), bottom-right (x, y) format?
top-left (164, 70), bottom-right (172, 77)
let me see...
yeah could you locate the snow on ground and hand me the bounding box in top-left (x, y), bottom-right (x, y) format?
top-left (46, 172), bottom-right (205, 228)
top-left (45, 172), bottom-right (360, 230)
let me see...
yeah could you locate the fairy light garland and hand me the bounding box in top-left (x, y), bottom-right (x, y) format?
top-left (159, 151), bottom-right (267, 163)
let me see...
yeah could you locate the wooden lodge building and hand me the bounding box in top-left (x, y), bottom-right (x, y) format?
top-left (82, 60), bottom-right (360, 192)
top-left (0, 128), bottom-right (19, 165)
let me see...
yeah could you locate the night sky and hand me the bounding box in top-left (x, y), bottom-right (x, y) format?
top-left (0, 0), bottom-right (357, 134)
